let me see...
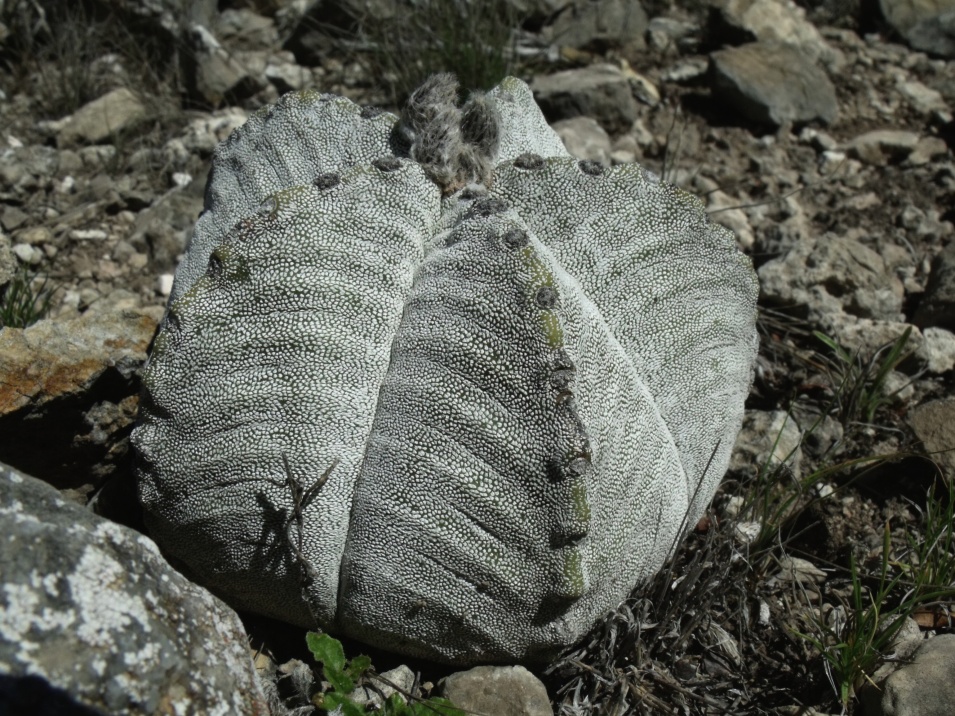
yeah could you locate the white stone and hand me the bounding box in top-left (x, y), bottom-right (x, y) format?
top-left (158, 273), bottom-right (175, 297)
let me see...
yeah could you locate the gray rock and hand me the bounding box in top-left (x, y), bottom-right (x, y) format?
top-left (704, 188), bottom-right (755, 249)
top-left (171, 108), bottom-right (250, 158)
top-left (438, 665), bottom-right (552, 716)
top-left (265, 52), bottom-right (312, 93)
top-left (54, 89), bottom-right (147, 148)
top-left (710, 0), bottom-right (840, 66)
top-left (610, 132), bottom-right (640, 164)
top-left (907, 137), bottom-right (950, 166)
top-left (552, 116), bottom-right (612, 165)
top-left (647, 17), bottom-right (700, 53)
top-left (848, 129), bottom-right (921, 165)
top-left (772, 555), bottom-right (826, 585)
top-left (879, 0), bottom-right (955, 31)
top-left (914, 241), bottom-right (955, 331)
top-left (820, 316), bottom-right (915, 361)
top-left (880, 0), bottom-right (955, 57)
top-left (11, 242), bottom-right (41, 265)
top-left (870, 634), bottom-right (955, 715)
top-left (106, 0), bottom-right (217, 45)
top-left (731, 410), bottom-right (803, 478)
top-left (183, 24), bottom-right (268, 107)
top-left (859, 618), bottom-right (925, 715)
top-left (532, 64), bottom-right (640, 133)
top-left (0, 232), bottom-right (15, 287)
top-left (0, 309), bottom-right (159, 490)
top-left (129, 186), bottom-right (205, 273)
top-left (758, 234), bottom-right (904, 322)
top-left (1, 205), bottom-right (29, 232)
top-left (897, 79), bottom-right (950, 115)
top-left (906, 10), bottom-right (955, 57)
top-left (545, 0), bottom-right (648, 54)
top-left (348, 664), bottom-right (415, 710)
top-left (798, 414), bottom-right (844, 459)
top-left (816, 316), bottom-right (953, 376)
top-left (908, 397), bottom-right (955, 482)
top-left (621, 64), bottom-right (661, 106)
top-left (709, 41), bottom-right (838, 126)
top-left (215, 8), bottom-right (279, 51)
top-left (662, 57), bottom-right (709, 83)
top-left (0, 462), bottom-right (269, 716)
top-left (919, 327), bottom-right (955, 374)
top-left (0, 145), bottom-right (60, 195)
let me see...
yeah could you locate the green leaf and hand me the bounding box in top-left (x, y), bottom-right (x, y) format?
top-left (306, 632), bottom-right (355, 693)
top-left (382, 693), bottom-right (412, 715)
top-left (345, 654), bottom-right (372, 682)
top-left (377, 693), bottom-right (465, 716)
top-left (812, 330), bottom-right (850, 364)
top-left (324, 692), bottom-right (368, 716)
top-left (409, 698), bottom-right (465, 716)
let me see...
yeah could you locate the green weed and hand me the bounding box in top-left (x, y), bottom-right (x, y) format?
top-left (812, 327), bottom-right (914, 427)
top-left (354, 0), bottom-right (523, 105)
top-left (793, 487), bottom-right (955, 709)
top-left (733, 409), bottom-right (888, 556)
top-left (895, 477), bottom-right (955, 604)
top-left (794, 524), bottom-right (906, 707)
top-left (306, 632), bottom-right (464, 716)
top-left (0, 266), bottom-right (55, 328)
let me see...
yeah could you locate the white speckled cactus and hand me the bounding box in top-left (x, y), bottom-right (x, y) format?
top-left (133, 75), bottom-right (758, 665)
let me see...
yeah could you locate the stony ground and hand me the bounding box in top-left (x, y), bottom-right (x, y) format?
top-left (1, 1), bottom-right (954, 715)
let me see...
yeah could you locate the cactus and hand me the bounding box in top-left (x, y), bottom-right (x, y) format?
top-left (133, 74), bottom-right (759, 665)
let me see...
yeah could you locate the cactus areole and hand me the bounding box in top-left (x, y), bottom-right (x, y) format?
top-left (133, 75), bottom-right (759, 665)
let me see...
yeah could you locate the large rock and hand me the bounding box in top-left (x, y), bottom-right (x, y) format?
top-left (99, 0), bottom-right (217, 44)
top-left (907, 11), bottom-right (955, 57)
top-left (869, 634), bottom-right (955, 715)
top-left (0, 145), bottom-right (62, 197)
top-left (818, 317), bottom-right (955, 373)
top-left (709, 41), bottom-right (838, 126)
top-left (879, 0), bottom-right (955, 57)
top-left (758, 234), bottom-right (904, 323)
top-left (552, 116), bottom-right (613, 166)
top-left (848, 130), bottom-right (921, 166)
top-left (0, 233), bottom-right (15, 288)
top-left (129, 186), bottom-right (206, 274)
top-left (182, 24), bottom-right (268, 107)
top-left (880, 0), bottom-right (955, 30)
top-left (215, 7), bottom-right (279, 51)
top-left (908, 397), bottom-right (955, 482)
top-left (532, 64), bottom-right (640, 134)
top-left (730, 410), bottom-right (803, 479)
top-left (54, 89), bottom-right (148, 147)
top-left (0, 308), bottom-right (159, 490)
top-left (0, 462), bottom-right (269, 716)
top-left (709, 0), bottom-right (840, 65)
top-left (914, 241), bottom-right (955, 331)
top-left (437, 666), bottom-right (552, 716)
top-left (544, 0), bottom-right (648, 54)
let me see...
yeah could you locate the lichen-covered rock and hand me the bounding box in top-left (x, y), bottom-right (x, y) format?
top-left (133, 75), bottom-right (759, 664)
top-left (0, 462), bottom-right (268, 716)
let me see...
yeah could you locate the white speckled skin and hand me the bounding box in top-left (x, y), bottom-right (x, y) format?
top-left (133, 76), bottom-right (758, 665)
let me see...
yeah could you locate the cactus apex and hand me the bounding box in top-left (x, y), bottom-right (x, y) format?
top-left (398, 74), bottom-right (502, 194)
